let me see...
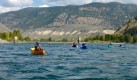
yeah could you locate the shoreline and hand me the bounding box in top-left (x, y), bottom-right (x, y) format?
top-left (0, 39), bottom-right (126, 44)
top-left (0, 41), bottom-right (126, 45)
top-left (0, 39), bottom-right (10, 43)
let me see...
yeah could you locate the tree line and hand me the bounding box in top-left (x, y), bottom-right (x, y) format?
top-left (1, 30), bottom-right (137, 43)
top-left (84, 34), bottom-right (137, 43)
top-left (0, 30), bottom-right (31, 42)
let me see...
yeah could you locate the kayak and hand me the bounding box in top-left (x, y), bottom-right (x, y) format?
top-left (80, 46), bottom-right (87, 49)
top-left (72, 45), bottom-right (78, 47)
top-left (108, 45), bottom-right (114, 48)
top-left (30, 48), bottom-right (46, 55)
top-left (72, 45), bottom-right (77, 47)
top-left (119, 45), bottom-right (125, 48)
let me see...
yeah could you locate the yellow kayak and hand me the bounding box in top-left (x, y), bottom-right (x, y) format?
top-left (30, 48), bottom-right (46, 55)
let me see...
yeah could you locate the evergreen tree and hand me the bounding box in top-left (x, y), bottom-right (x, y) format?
top-left (100, 36), bottom-right (104, 41)
top-left (133, 35), bottom-right (137, 43)
top-left (134, 16), bottom-right (137, 21)
top-left (5, 32), bottom-right (10, 40)
top-left (24, 37), bottom-right (31, 42)
top-left (105, 34), bottom-right (111, 41)
top-left (118, 35), bottom-right (125, 42)
top-left (125, 34), bottom-right (133, 43)
top-left (13, 30), bottom-right (23, 41)
top-left (62, 38), bottom-right (68, 42)
top-left (48, 37), bottom-right (52, 42)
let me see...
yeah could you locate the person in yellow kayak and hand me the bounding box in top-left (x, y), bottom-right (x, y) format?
top-left (35, 42), bottom-right (41, 51)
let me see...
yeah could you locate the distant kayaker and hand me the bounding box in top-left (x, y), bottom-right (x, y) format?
top-left (35, 42), bottom-right (41, 51)
top-left (72, 42), bottom-right (77, 47)
top-left (82, 42), bottom-right (86, 46)
top-left (108, 41), bottom-right (112, 47)
top-left (48, 43), bottom-right (51, 45)
top-left (108, 43), bottom-right (112, 46)
top-left (119, 44), bottom-right (122, 47)
top-left (108, 44), bottom-right (113, 47)
top-left (80, 42), bottom-right (87, 49)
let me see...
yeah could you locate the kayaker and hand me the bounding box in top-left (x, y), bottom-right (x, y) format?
top-left (80, 42), bottom-right (87, 49)
top-left (108, 44), bottom-right (112, 47)
top-left (119, 44), bottom-right (122, 47)
top-left (82, 42), bottom-right (86, 47)
top-left (72, 42), bottom-right (77, 47)
top-left (108, 41), bottom-right (112, 47)
top-left (35, 42), bottom-right (41, 51)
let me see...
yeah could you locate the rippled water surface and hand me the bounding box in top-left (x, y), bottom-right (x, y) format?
top-left (0, 43), bottom-right (137, 80)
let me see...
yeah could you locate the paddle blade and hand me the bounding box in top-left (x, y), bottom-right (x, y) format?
top-left (31, 48), bottom-right (35, 50)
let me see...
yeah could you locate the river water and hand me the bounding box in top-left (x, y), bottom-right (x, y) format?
top-left (0, 43), bottom-right (137, 80)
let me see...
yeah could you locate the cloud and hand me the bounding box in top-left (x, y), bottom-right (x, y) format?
top-left (39, 5), bottom-right (49, 7)
top-left (39, 0), bottom-right (137, 7)
top-left (0, 0), bottom-right (137, 13)
top-left (41, 0), bottom-right (93, 6)
top-left (0, 0), bottom-right (33, 13)
top-left (0, 0), bottom-right (33, 7)
top-left (0, 6), bottom-right (20, 13)
top-left (93, 0), bottom-right (137, 4)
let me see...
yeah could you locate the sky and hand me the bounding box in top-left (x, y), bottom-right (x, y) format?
top-left (0, 0), bottom-right (136, 13)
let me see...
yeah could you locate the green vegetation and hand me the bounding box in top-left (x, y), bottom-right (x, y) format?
top-left (133, 35), bottom-right (137, 43)
top-left (39, 37), bottom-right (53, 42)
top-left (0, 30), bottom-right (31, 42)
top-left (134, 16), bottom-right (137, 21)
top-left (0, 30), bottom-right (136, 43)
top-left (32, 34), bottom-right (136, 43)
top-left (62, 38), bottom-right (68, 42)
top-left (84, 34), bottom-right (137, 43)
top-left (24, 37), bottom-right (31, 42)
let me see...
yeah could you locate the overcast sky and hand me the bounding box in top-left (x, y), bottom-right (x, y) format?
top-left (0, 0), bottom-right (136, 13)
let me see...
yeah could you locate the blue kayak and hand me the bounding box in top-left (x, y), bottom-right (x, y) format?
top-left (80, 46), bottom-right (87, 49)
top-left (119, 45), bottom-right (125, 48)
top-left (108, 45), bottom-right (114, 48)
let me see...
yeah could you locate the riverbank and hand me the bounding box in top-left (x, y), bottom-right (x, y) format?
top-left (0, 39), bottom-right (126, 44)
top-left (0, 39), bottom-right (10, 43)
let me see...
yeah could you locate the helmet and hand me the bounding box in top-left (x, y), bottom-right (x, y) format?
top-left (36, 42), bottom-right (39, 45)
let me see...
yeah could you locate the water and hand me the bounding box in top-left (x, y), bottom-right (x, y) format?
top-left (0, 43), bottom-right (137, 80)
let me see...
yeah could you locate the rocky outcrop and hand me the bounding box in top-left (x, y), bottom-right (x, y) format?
top-left (0, 23), bottom-right (11, 32)
top-left (23, 26), bottom-right (115, 39)
top-left (115, 19), bottom-right (137, 35)
top-left (49, 13), bottom-right (106, 27)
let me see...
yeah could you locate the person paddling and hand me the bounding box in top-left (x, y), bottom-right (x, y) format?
top-left (80, 42), bottom-right (87, 49)
top-left (72, 42), bottom-right (77, 47)
top-left (82, 42), bottom-right (86, 47)
top-left (119, 44), bottom-right (122, 47)
top-left (35, 42), bottom-right (41, 51)
top-left (108, 41), bottom-right (112, 47)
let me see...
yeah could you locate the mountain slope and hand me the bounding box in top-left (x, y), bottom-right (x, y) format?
top-left (0, 2), bottom-right (137, 30)
top-left (0, 2), bottom-right (137, 39)
top-left (0, 23), bottom-right (11, 32)
top-left (115, 19), bottom-right (137, 35)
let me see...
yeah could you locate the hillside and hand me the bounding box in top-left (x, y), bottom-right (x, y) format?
top-left (0, 23), bottom-right (11, 32)
top-left (0, 2), bottom-right (137, 39)
top-left (115, 19), bottom-right (137, 35)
